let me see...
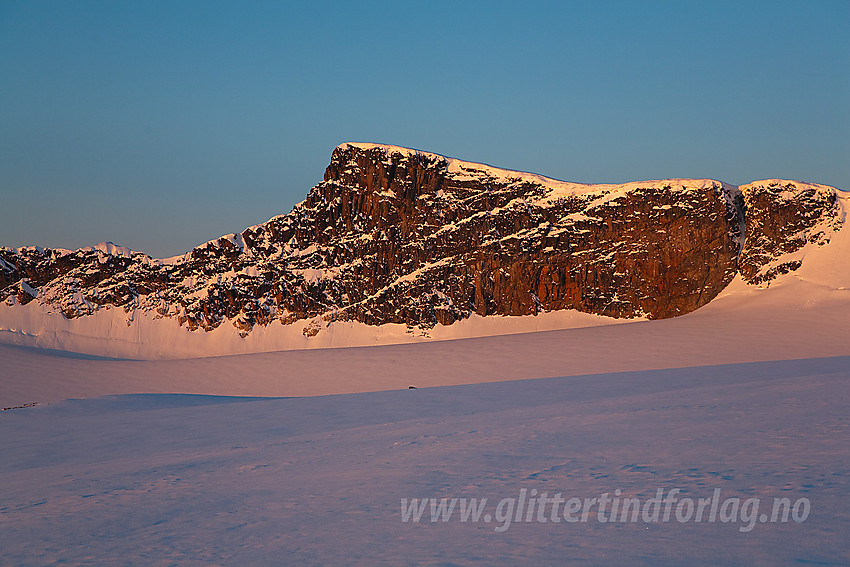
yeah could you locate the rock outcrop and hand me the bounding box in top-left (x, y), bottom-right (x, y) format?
top-left (0, 143), bottom-right (843, 338)
top-left (738, 180), bottom-right (842, 285)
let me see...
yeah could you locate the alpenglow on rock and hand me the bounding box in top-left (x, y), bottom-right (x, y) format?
top-left (0, 143), bottom-right (843, 337)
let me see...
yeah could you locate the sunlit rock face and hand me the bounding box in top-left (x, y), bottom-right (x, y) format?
top-left (0, 143), bottom-right (840, 337)
top-left (738, 180), bottom-right (842, 286)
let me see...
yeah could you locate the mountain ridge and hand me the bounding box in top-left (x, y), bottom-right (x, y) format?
top-left (0, 143), bottom-right (845, 356)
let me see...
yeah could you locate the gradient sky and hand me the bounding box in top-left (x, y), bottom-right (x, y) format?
top-left (1, 0), bottom-right (848, 258)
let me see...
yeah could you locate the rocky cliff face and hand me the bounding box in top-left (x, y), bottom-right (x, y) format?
top-left (0, 143), bottom-right (842, 338)
top-left (738, 180), bottom-right (842, 286)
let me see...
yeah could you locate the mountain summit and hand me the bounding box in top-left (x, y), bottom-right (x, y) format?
top-left (0, 143), bottom-right (844, 356)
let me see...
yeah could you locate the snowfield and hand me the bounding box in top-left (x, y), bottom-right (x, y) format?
top-left (0, 186), bottom-right (848, 565)
top-left (1, 357), bottom-right (848, 565)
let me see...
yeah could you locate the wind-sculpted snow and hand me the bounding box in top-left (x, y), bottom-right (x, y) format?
top-left (0, 143), bottom-right (843, 345)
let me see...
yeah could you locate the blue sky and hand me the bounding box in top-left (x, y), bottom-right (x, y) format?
top-left (1, 0), bottom-right (848, 258)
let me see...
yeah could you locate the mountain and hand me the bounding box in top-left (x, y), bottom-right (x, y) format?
top-left (0, 143), bottom-right (845, 357)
